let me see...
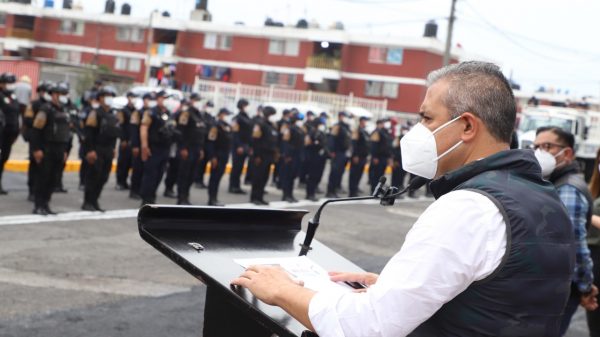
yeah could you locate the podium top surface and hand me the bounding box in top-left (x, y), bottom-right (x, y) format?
top-left (138, 205), bottom-right (365, 337)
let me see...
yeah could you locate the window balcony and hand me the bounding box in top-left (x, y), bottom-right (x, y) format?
top-left (306, 55), bottom-right (341, 71)
top-left (7, 27), bottom-right (34, 40)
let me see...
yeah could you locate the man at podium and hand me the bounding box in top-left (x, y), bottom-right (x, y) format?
top-left (232, 61), bottom-right (577, 336)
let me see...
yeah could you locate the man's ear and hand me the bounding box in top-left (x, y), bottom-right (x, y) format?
top-left (460, 112), bottom-right (478, 142)
top-left (563, 147), bottom-right (575, 161)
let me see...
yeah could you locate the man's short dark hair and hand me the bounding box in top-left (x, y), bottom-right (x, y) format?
top-left (426, 61), bottom-right (516, 143)
top-left (536, 126), bottom-right (575, 149)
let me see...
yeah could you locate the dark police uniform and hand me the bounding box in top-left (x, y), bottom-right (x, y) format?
top-left (140, 105), bottom-right (174, 204)
top-left (229, 102), bottom-right (252, 194)
top-left (0, 83), bottom-right (21, 194)
top-left (30, 100), bottom-right (70, 214)
top-left (116, 101), bottom-right (135, 190)
top-left (391, 134), bottom-right (407, 190)
top-left (249, 110), bottom-right (278, 205)
top-left (348, 124), bottom-right (370, 197)
top-left (369, 126), bottom-right (392, 193)
top-left (23, 87), bottom-right (49, 199)
top-left (128, 105), bottom-right (145, 199)
top-left (175, 104), bottom-right (207, 205)
top-left (305, 120), bottom-right (329, 201)
top-left (280, 119), bottom-right (305, 202)
top-left (193, 106), bottom-right (215, 188)
top-left (82, 105), bottom-right (121, 211)
top-left (77, 105), bottom-right (93, 189)
top-left (326, 119), bottom-right (351, 198)
top-left (206, 112), bottom-right (232, 206)
top-left (54, 98), bottom-right (77, 193)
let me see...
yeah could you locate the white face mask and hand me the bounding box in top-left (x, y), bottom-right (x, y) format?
top-left (91, 102), bottom-right (100, 109)
top-left (43, 93), bottom-right (52, 101)
top-left (148, 101), bottom-right (157, 108)
top-left (6, 84), bottom-right (15, 91)
top-left (103, 97), bottom-right (114, 106)
top-left (534, 148), bottom-right (566, 177)
top-left (58, 95), bottom-right (69, 104)
top-left (295, 120), bottom-right (304, 127)
top-left (268, 115), bottom-right (278, 123)
top-left (400, 116), bottom-right (463, 179)
top-left (193, 102), bottom-right (203, 110)
top-left (384, 121), bottom-right (391, 129)
top-left (318, 124), bottom-right (326, 132)
top-left (205, 107), bottom-right (214, 114)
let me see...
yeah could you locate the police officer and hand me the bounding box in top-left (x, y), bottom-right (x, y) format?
top-left (30, 84), bottom-right (71, 215)
top-left (115, 92), bottom-right (137, 190)
top-left (129, 93), bottom-right (154, 200)
top-left (53, 82), bottom-right (76, 194)
top-left (206, 108), bottom-right (233, 206)
top-left (348, 116), bottom-right (370, 197)
top-left (140, 90), bottom-right (175, 205)
top-left (0, 72), bottom-right (21, 194)
top-left (77, 95), bottom-right (100, 190)
top-left (175, 93), bottom-right (207, 205)
top-left (273, 109), bottom-right (292, 188)
top-left (280, 111), bottom-right (306, 202)
top-left (249, 106), bottom-right (278, 205)
top-left (80, 79), bottom-right (102, 110)
top-left (325, 111), bottom-right (352, 198)
top-left (228, 98), bottom-right (252, 194)
top-left (391, 127), bottom-right (408, 190)
top-left (81, 87), bottom-right (120, 211)
top-left (244, 105), bottom-right (264, 186)
top-left (193, 100), bottom-right (216, 189)
top-left (305, 116), bottom-right (329, 201)
top-left (298, 111), bottom-right (316, 186)
top-left (369, 118), bottom-right (392, 193)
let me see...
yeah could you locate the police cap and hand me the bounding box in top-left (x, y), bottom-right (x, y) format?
top-left (0, 72), bottom-right (17, 84)
top-left (156, 90), bottom-right (170, 99)
top-left (97, 86), bottom-right (117, 97)
top-left (262, 106), bottom-right (276, 116)
top-left (237, 98), bottom-right (249, 109)
top-left (142, 92), bottom-right (154, 100)
top-left (126, 91), bottom-right (138, 98)
top-left (190, 92), bottom-right (201, 101)
top-left (218, 107), bottom-right (232, 115)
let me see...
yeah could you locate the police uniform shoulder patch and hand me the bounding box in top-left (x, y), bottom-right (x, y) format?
top-left (208, 126), bottom-right (218, 141)
top-left (351, 129), bottom-right (359, 140)
top-left (304, 134), bottom-right (312, 146)
top-left (252, 124), bottom-right (262, 138)
top-left (370, 131), bottom-right (380, 142)
top-left (232, 121), bottom-right (240, 132)
top-left (331, 125), bottom-right (340, 136)
top-left (141, 110), bottom-right (153, 126)
top-left (86, 110), bottom-right (98, 127)
top-left (282, 125), bottom-right (291, 141)
top-left (130, 111), bottom-right (140, 125)
top-left (117, 111), bottom-right (125, 124)
top-left (178, 111), bottom-right (190, 126)
top-left (24, 105), bottom-right (34, 118)
top-left (32, 111), bottom-right (47, 129)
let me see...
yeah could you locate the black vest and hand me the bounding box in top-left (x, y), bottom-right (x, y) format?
top-left (550, 162), bottom-right (594, 231)
top-left (411, 149), bottom-right (574, 337)
top-left (43, 103), bottom-right (71, 144)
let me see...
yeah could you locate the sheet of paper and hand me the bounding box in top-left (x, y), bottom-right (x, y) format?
top-left (234, 256), bottom-right (354, 293)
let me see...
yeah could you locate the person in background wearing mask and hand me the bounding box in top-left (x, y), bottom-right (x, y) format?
top-left (206, 108), bottom-right (233, 206)
top-left (391, 125), bottom-right (408, 191)
top-left (229, 98), bottom-right (252, 195)
top-left (81, 87), bottom-right (120, 212)
top-left (193, 100), bottom-right (215, 190)
top-left (115, 92), bottom-right (137, 191)
top-left (0, 73), bottom-right (21, 195)
top-left (14, 75), bottom-right (32, 117)
top-left (175, 93), bottom-right (207, 205)
top-left (54, 82), bottom-right (76, 194)
top-left (129, 93), bottom-right (154, 200)
top-left (587, 148), bottom-right (600, 337)
top-left (30, 84), bottom-right (71, 215)
top-left (232, 61), bottom-right (577, 337)
top-left (279, 110), bottom-right (305, 203)
top-left (326, 111), bottom-right (352, 198)
top-left (368, 118), bottom-right (392, 194)
top-left (273, 109), bottom-right (292, 189)
top-left (304, 116), bottom-right (329, 201)
top-left (533, 126), bottom-right (598, 335)
top-left (77, 95), bottom-right (100, 191)
top-left (245, 105), bottom-right (264, 187)
top-left (298, 111), bottom-right (316, 186)
top-left (249, 106), bottom-right (278, 205)
top-left (348, 116), bottom-right (370, 197)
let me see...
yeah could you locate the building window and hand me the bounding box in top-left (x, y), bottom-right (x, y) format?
top-left (116, 26), bottom-right (144, 43)
top-left (268, 39), bottom-right (300, 56)
top-left (115, 57), bottom-right (142, 72)
top-left (368, 47), bottom-right (404, 65)
top-left (0, 13), bottom-right (6, 26)
top-left (59, 20), bottom-right (85, 36)
top-left (56, 50), bottom-right (81, 64)
top-left (263, 72), bottom-right (296, 88)
top-left (204, 33), bottom-right (232, 50)
top-left (365, 81), bottom-right (398, 98)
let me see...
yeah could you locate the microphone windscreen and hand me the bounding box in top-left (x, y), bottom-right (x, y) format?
top-left (408, 176), bottom-right (430, 191)
top-left (378, 176), bottom-right (387, 184)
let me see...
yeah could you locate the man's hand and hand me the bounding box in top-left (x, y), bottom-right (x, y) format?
top-left (581, 285), bottom-right (599, 311)
top-left (141, 146), bottom-right (151, 162)
top-left (33, 150), bottom-right (44, 164)
top-left (180, 148), bottom-right (189, 161)
top-left (372, 158), bottom-right (380, 165)
top-left (86, 151), bottom-right (97, 165)
top-left (329, 271), bottom-right (379, 292)
top-left (63, 152), bottom-right (68, 163)
top-left (120, 140), bottom-right (128, 149)
top-left (231, 265), bottom-right (305, 306)
top-left (210, 158), bottom-right (218, 170)
top-left (236, 146), bottom-right (244, 155)
top-left (199, 149), bottom-right (204, 161)
top-left (132, 147), bottom-right (140, 158)
top-left (352, 156), bottom-right (359, 165)
top-left (254, 156), bottom-right (262, 166)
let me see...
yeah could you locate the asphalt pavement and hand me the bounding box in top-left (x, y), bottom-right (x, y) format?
top-left (0, 167), bottom-right (591, 337)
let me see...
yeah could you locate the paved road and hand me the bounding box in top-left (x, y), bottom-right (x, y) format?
top-left (0, 170), bottom-right (591, 337)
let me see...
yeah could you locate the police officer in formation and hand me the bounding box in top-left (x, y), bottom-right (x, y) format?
top-left (128, 93), bottom-right (153, 200)
top-left (348, 116), bottom-right (370, 197)
top-left (249, 105), bottom-right (278, 205)
top-left (206, 108), bottom-right (233, 206)
top-left (229, 98), bottom-right (252, 194)
top-left (369, 118), bottom-right (393, 193)
top-left (280, 110), bottom-right (306, 202)
top-left (115, 91), bottom-right (137, 191)
top-left (304, 115), bottom-right (329, 201)
top-left (326, 111), bottom-right (352, 198)
top-left (0, 73), bottom-right (20, 195)
top-left (81, 87), bottom-right (121, 211)
top-left (391, 127), bottom-right (408, 190)
top-left (140, 90), bottom-right (175, 205)
top-left (193, 100), bottom-right (215, 189)
top-left (30, 84), bottom-right (71, 215)
top-left (175, 93), bottom-right (207, 205)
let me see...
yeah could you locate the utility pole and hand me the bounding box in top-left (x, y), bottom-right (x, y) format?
top-left (144, 11), bottom-right (155, 85)
top-left (443, 0), bottom-right (457, 66)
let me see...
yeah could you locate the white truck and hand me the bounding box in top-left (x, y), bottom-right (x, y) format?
top-left (517, 105), bottom-right (600, 180)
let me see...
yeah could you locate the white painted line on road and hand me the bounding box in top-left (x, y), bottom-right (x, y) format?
top-left (0, 198), bottom-right (431, 226)
top-left (0, 267), bottom-right (191, 298)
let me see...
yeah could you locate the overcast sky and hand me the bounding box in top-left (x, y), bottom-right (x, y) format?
top-left (36, 0), bottom-right (600, 97)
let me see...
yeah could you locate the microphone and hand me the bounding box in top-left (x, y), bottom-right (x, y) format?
top-left (379, 176), bottom-right (430, 205)
top-left (372, 176), bottom-right (387, 197)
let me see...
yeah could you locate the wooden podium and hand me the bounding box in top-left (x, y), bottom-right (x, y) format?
top-left (138, 204), bottom-right (365, 337)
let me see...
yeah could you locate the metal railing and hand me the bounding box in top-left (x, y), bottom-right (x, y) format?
top-left (306, 55), bottom-right (342, 70)
top-left (7, 28), bottom-right (34, 39)
top-left (193, 79), bottom-right (388, 119)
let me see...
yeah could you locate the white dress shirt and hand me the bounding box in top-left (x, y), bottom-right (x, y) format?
top-left (308, 190), bottom-right (507, 337)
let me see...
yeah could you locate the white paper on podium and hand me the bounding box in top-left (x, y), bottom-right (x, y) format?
top-left (234, 256), bottom-right (355, 293)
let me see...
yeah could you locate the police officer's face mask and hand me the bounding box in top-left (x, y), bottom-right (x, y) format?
top-left (6, 83), bottom-right (15, 91)
top-left (400, 115), bottom-right (464, 179)
top-left (58, 95), bottom-right (69, 104)
top-left (267, 114), bottom-right (277, 123)
top-left (148, 100), bottom-right (157, 108)
top-left (104, 97), bottom-right (114, 106)
top-left (43, 93), bottom-right (52, 101)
